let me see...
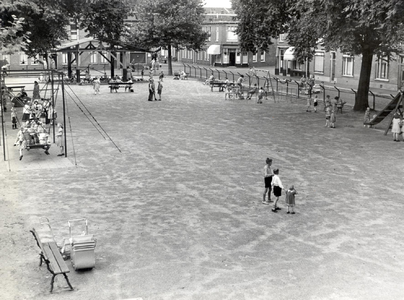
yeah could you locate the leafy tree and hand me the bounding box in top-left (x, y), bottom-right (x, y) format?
top-left (233, 0), bottom-right (404, 111)
top-left (0, 1), bottom-right (31, 56)
top-left (79, 0), bottom-right (132, 46)
top-left (126, 0), bottom-right (209, 75)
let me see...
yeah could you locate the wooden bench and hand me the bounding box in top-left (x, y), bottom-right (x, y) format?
top-left (30, 226), bottom-right (74, 293)
top-left (210, 81), bottom-right (227, 92)
top-left (108, 82), bottom-right (133, 93)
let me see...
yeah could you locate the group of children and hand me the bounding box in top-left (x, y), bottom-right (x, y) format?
top-left (262, 158), bottom-right (298, 214)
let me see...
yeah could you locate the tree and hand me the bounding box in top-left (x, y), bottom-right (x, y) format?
top-left (1, 0), bottom-right (86, 68)
top-left (126, 0), bottom-right (209, 75)
top-left (233, 0), bottom-right (404, 111)
top-left (79, 0), bottom-right (132, 46)
top-left (0, 2), bottom-right (30, 56)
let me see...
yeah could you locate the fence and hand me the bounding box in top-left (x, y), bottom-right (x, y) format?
top-left (182, 63), bottom-right (394, 110)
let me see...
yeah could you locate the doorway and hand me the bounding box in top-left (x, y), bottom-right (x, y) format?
top-left (229, 52), bottom-right (236, 66)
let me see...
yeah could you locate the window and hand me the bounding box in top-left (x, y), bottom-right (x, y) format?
top-left (70, 23), bottom-right (78, 40)
top-left (100, 52), bottom-right (108, 64)
top-left (376, 57), bottom-right (389, 80)
top-left (279, 34), bottom-right (287, 42)
top-left (31, 55), bottom-right (41, 65)
top-left (253, 53), bottom-right (257, 62)
top-left (90, 52), bottom-right (97, 64)
top-left (20, 53), bottom-right (28, 65)
top-left (226, 26), bottom-right (238, 42)
top-left (342, 55), bottom-right (354, 76)
top-left (215, 26), bottom-right (219, 41)
top-left (205, 26), bottom-right (211, 42)
top-left (0, 54), bottom-right (11, 66)
top-left (62, 53), bottom-right (68, 65)
top-left (260, 51), bottom-right (265, 62)
top-left (242, 52), bottom-right (248, 64)
top-left (314, 52), bottom-right (325, 73)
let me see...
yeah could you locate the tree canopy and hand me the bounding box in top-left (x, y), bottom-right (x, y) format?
top-left (233, 0), bottom-right (404, 111)
top-left (126, 0), bottom-right (209, 75)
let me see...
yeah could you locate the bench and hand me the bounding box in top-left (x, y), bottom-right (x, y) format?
top-left (7, 85), bottom-right (26, 91)
top-left (108, 82), bottom-right (133, 93)
top-left (30, 226), bottom-right (74, 293)
top-left (210, 81), bottom-right (227, 92)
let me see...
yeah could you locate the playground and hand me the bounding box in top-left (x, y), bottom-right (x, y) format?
top-left (1, 75), bottom-right (404, 300)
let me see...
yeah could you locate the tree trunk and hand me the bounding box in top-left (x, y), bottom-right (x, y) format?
top-left (354, 48), bottom-right (373, 111)
top-left (167, 45), bottom-right (173, 76)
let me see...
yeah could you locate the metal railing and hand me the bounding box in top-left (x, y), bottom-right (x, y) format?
top-left (181, 63), bottom-right (393, 110)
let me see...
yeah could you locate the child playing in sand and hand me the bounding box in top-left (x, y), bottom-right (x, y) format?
top-left (285, 185), bottom-right (298, 214)
top-left (271, 169), bottom-right (284, 212)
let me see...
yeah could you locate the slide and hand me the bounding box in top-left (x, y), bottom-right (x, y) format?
top-left (365, 92), bottom-right (402, 125)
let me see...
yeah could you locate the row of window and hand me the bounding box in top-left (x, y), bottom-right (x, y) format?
top-left (179, 49), bottom-right (266, 62)
top-left (286, 51), bottom-right (389, 80)
top-left (202, 26), bottom-right (238, 42)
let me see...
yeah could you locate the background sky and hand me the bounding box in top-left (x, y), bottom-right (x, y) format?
top-left (203, 0), bottom-right (232, 8)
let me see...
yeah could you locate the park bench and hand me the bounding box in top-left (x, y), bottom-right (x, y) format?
top-left (210, 80), bottom-right (227, 92)
top-left (108, 82), bottom-right (133, 93)
top-left (30, 224), bottom-right (74, 293)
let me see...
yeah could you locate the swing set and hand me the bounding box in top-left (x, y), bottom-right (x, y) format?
top-left (0, 69), bottom-right (68, 164)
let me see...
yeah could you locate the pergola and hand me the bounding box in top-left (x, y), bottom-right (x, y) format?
top-left (53, 38), bottom-right (151, 80)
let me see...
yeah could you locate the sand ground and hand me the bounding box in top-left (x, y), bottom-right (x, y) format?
top-left (1, 77), bottom-right (404, 300)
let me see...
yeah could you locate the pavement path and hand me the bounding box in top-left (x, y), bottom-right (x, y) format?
top-left (1, 76), bottom-right (404, 300)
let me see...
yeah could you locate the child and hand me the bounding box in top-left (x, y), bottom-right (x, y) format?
top-left (330, 109), bottom-right (336, 128)
top-left (363, 107), bottom-right (371, 127)
top-left (257, 87), bottom-right (264, 104)
top-left (271, 169), bottom-right (284, 212)
top-left (157, 80), bottom-right (163, 101)
top-left (325, 105), bottom-right (331, 127)
top-left (262, 158), bottom-right (273, 204)
top-left (391, 113), bottom-right (401, 142)
top-left (285, 185), bottom-right (298, 214)
top-left (14, 126), bottom-right (27, 160)
top-left (93, 77), bottom-right (101, 95)
top-left (313, 95), bottom-right (318, 112)
top-left (306, 96), bottom-right (312, 112)
top-left (11, 107), bottom-right (17, 129)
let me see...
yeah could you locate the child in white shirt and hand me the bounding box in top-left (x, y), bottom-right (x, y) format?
top-left (271, 169), bottom-right (284, 212)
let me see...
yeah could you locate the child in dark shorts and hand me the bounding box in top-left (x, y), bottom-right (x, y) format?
top-left (262, 158), bottom-right (273, 204)
top-left (271, 169), bottom-right (284, 212)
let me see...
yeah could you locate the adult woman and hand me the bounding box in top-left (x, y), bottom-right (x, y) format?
top-left (33, 81), bottom-right (41, 100)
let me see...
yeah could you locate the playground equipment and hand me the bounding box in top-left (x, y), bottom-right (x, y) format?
top-left (62, 219), bottom-right (96, 270)
top-left (364, 92), bottom-right (404, 134)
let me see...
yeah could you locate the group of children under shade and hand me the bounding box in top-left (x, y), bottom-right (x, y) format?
top-left (263, 158), bottom-right (297, 214)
